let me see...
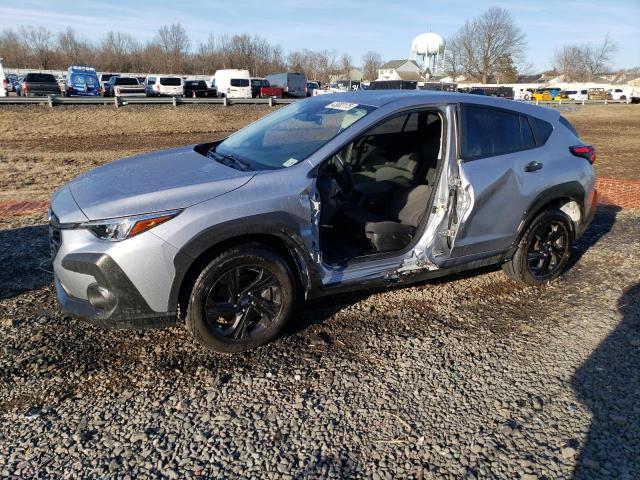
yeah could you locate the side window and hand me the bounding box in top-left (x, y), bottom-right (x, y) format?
top-left (520, 116), bottom-right (536, 149)
top-left (460, 105), bottom-right (521, 159)
top-left (529, 116), bottom-right (553, 145)
top-left (367, 113), bottom-right (415, 135)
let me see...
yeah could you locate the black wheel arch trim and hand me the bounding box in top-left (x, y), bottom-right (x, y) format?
top-left (169, 212), bottom-right (322, 317)
top-left (514, 181), bottom-right (585, 247)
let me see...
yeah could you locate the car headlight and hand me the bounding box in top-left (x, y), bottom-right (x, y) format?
top-left (79, 210), bottom-right (181, 241)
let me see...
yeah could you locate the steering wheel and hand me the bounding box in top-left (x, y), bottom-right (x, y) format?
top-left (333, 144), bottom-right (354, 193)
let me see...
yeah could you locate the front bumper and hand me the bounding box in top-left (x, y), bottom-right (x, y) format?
top-left (51, 221), bottom-right (179, 330)
top-left (55, 253), bottom-right (175, 329)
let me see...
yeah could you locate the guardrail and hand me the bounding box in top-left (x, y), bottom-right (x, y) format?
top-left (0, 95), bottom-right (299, 107)
top-left (0, 95), bottom-right (635, 108)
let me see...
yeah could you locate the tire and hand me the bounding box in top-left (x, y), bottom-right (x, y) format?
top-left (186, 243), bottom-right (295, 353)
top-left (502, 209), bottom-right (574, 285)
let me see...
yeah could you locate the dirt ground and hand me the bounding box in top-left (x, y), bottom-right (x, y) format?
top-left (0, 103), bottom-right (638, 202)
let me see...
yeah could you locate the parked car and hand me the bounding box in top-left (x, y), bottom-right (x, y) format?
top-left (370, 80), bottom-right (418, 90)
top-left (5, 74), bottom-right (17, 93)
top-left (530, 88), bottom-right (561, 102)
top-left (607, 87), bottom-right (630, 101)
top-left (587, 88), bottom-right (612, 100)
top-left (562, 89), bottom-right (588, 101)
top-left (65, 65), bottom-right (100, 96)
top-left (306, 81), bottom-right (320, 97)
top-left (99, 73), bottom-right (119, 95)
top-left (210, 69), bottom-right (251, 99)
top-left (250, 78), bottom-right (282, 98)
top-left (0, 58), bottom-right (6, 97)
top-left (17, 73), bottom-right (61, 97)
top-left (50, 91), bottom-right (596, 353)
top-left (107, 76), bottom-right (146, 97)
top-left (265, 72), bottom-right (308, 98)
top-left (468, 86), bottom-right (514, 99)
top-left (183, 80), bottom-right (217, 98)
top-left (145, 76), bottom-right (184, 96)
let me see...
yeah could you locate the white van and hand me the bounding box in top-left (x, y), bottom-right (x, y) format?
top-left (145, 76), bottom-right (184, 96)
top-left (563, 89), bottom-right (588, 101)
top-left (0, 58), bottom-right (7, 97)
top-left (210, 69), bottom-right (251, 99)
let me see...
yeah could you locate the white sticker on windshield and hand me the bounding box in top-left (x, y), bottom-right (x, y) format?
top-left (283, 158), bottom-right (299, 167)
top-left (325, 101), bottom-right (358, 111)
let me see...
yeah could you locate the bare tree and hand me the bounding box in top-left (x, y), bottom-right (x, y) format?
top-left (361, 51), bottom-right (382, 81)
top-left (57, 27), bottom-right (94, 65)
top-left (100, 31), bottom-right (139, 71)
top-left (453, 7), bottom-right (526, 83)
top-left (443, 33), bottom-right (464, 81)
top-left (583, 33), bottom-right (617, 81)
top-left (339, 53), bottom-right (353, 79)
top-left (553, 34), bottom-right (617, 81)
top-left (155, 23), bottom-right (190, 72)
top-left (20, 25), bottom-right (54, 69)
top-left (0, 28), bottom-right (30, 68)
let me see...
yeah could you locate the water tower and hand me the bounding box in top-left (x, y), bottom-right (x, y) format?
top-left (410, 31), bottom-right (446, 78)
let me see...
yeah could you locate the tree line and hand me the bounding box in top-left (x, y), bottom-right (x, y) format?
top-left (0, 8), bottom-right (630, 84)
top-left (0, 24), bottom-right (382, 83)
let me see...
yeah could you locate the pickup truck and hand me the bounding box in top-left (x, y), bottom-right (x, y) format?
top-left (106, 77), bottom-right (145, 97)
top-left (17, 73), bottom-right (61, 97)
top-left (184, 80), bottom-right (217, 98)
top-left (250, 78), bottom-right (283, 98)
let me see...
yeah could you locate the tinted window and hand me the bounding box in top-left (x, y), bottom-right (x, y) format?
top-left (26, 73), bottom-right (56, 83)
top-left (115, 78), bottom-right (139, 85)
top-left (461, 105), bottom-right (522, 159)
top-left (160, 77), bottom-right (181, 86)
top-left (231, 79), bottom-right (250, 87)
top-left (559, 116), bottom-right (579, 137)
top-left (520, 116), bottom-right (536, 149)
top-left (529, 117), bottom-right (553, 145)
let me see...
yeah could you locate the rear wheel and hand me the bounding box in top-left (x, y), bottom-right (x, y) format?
top-left (502, 209), bottom-right (574, 285)
top-left (186, 244), bottom-right (295, 353)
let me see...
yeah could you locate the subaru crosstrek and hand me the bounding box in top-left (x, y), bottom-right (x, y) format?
top-left (50, 91), bottom-right (597, 352)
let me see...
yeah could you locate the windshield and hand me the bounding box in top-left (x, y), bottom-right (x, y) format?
top-left (214, 100), bottom-right (376, 170)
top-left (70, 73), bottom-right (98, 87)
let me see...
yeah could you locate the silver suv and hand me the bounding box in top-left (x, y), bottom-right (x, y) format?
top-left (50, 91), bottom-right (597, 352)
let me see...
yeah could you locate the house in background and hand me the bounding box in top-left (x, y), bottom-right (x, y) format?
top-left (376, 60), bottom-right (423, 82)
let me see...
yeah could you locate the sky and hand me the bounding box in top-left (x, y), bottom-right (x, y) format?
top-left (1, 0), bottom-right (639, 72)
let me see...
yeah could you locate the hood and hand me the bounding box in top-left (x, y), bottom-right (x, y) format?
top-left (68, 145), bottom-right (253, 219)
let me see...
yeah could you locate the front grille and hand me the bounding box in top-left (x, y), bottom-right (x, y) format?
top-left (49, 209), bottom-right (62, 259)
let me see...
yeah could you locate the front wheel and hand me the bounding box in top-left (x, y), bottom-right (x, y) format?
top-left (502, 209), bottom-right (574, 285)
top-left (186, 244), bottom-right (295, 353)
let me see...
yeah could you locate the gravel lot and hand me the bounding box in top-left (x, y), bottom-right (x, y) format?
top-left (1, 205), bottom-right (638, 479)
top-left (0, 104), bottom-right (638, 478)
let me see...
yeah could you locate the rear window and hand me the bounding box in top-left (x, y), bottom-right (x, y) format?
top-left (559, 116), bottom-right (579, 137)
top-left (231, 79), bottom-right (250, 87)
top-left (160, 77), bottom-right (182, 86)
top-left (529, 116), bottom-right (554, 145)
top-left (26, 73), bottom-right (56, 83)
top-left (115, 78), bottom-right (139, 85)
top-left (251, 79), bottom-right (268, 87)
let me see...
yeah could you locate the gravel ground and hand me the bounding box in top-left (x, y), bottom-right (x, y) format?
top-left (0, 205), bottom-right (638, 479)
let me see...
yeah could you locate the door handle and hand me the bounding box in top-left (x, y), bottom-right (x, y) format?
top-left (525, 161), bottom-right (543, 172)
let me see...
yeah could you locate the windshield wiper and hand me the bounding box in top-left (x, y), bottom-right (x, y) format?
top-left (209, 151), bottom-right (251, 171)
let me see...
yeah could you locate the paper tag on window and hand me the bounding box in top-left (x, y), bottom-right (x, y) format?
top-left (325, 102), bottom-right (358, 111)
top-left (283, 158), bottom-right (298, 167)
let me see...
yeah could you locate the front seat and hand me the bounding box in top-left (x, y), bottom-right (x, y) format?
top-left (342, 184), bottom-right (432, 252)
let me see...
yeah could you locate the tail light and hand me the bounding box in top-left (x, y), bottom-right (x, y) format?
top-left (227, 87), bottom-right (231, 94)
top-left (570, 145), bottom-right (596, 164)
top-left (2, 79), bottom-right (7, 89)
top-left (22, 83), bottom-right (29, 93)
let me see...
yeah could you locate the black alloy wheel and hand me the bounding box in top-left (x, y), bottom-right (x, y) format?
top-left (204, 265), bottom-right (282, 341)
top-left (526, 220), bottom-right (570, 279)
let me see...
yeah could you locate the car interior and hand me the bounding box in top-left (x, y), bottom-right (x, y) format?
top-left (317, 110), bottom-right (443, 265)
